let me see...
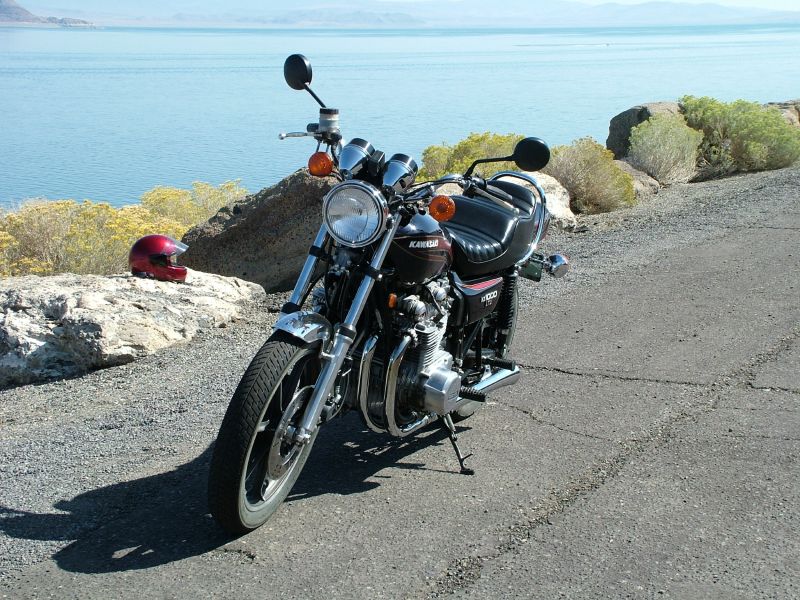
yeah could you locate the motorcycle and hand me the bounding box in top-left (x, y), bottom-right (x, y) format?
top-left (207, 54), bottom-right (569, 534)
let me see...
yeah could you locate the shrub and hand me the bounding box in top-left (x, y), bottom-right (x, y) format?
top-left (418, 132), bottom-right (524, 180)
top-left (681, 96), bottom-right (800, 178)
top-left (0, 181), bottom-right (248, 277)
top-left (543, 137), bottom-right (635, 213)
top-left (628, 114), bottom-right (703, 184)
top-left (141, 180), bottom-right (247, 228)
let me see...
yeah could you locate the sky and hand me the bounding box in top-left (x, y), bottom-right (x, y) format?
top-left (22, 0), bottom-right (800, 11)
top-left (578, 0), bottom-right (798, 7)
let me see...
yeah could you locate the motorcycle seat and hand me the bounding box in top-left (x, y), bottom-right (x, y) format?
top-left (443, 186), bottom-right (544, 278)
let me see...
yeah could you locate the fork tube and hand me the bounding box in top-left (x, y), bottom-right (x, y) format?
top-left (286, 225), bottom-right (329, 311)
top-left (294, 217), bottom-right (401, 443)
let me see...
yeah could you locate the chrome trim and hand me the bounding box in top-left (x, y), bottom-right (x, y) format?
top-left (287, 225), bottom-right (329, 310)
top-left (294, 217), bottom-right (402, 443)
top-left (489, 171), bottom-right (550, 264)
top-left (546, 254), bottom-right (570, 278)
top-left (357, 335), bottom-right (384, 433)
top-left (273, 311), bottom-right (332, 345)
top-left (384, 335), bottom-right (437, 437)
top-left (323, 181), bottom-right (389, 248)
top-left (489, 171), bottom-right (547, 206)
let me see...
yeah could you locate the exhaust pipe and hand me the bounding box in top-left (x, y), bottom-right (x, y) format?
top-left (473, 366), bottom-right (521, 394)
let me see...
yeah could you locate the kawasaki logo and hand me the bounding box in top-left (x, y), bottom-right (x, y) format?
top-left (409, 239), bottom-right (439, 249)
top-left (481, 290), bottom-right (499, 305)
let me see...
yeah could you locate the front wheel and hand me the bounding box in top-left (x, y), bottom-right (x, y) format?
top-left (208, 332), bottom-right (320, 534)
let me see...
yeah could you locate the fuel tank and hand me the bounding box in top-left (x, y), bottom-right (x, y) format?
top-left (386, 212), bottom-right (453, 285)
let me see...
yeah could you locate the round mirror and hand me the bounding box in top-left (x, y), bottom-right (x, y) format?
top-left (512, 137), bottom-right (551, 172)
top-left (284, 54), bottom-right (313, 91)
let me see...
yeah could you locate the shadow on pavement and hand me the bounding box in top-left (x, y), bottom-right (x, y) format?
top-left (0, 414), bottom-right (463, 574)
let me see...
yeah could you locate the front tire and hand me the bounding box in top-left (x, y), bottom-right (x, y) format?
top-left (208, 332), bottom-right (320, 535)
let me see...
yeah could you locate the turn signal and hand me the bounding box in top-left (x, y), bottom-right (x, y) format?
top-left (308, 152), bottom-right (334, 177)
top-left (388, 293), bottom-right (398, 309)
top-left (429, 195), bottom-right (456, 222)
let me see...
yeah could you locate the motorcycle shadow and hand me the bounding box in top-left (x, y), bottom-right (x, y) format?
top-left (0, 415), bottom-right (466, 575)
top-left (289, 413), bottom-right (462, 501)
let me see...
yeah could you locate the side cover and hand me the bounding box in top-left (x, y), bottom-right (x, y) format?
top-left (451, 273), bottom-right (504, 325)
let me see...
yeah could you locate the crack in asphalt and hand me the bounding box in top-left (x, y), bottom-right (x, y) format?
top-left (722, 434), bottom-right (800, 442)
top-left (515, 363), bottom-right (709, 389)
top-left (423, 330), bottom-right (800, 598)
top-left (492, 400), bottom-right (614, 443)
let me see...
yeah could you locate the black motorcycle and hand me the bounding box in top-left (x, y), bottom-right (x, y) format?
top-left (207, 54), bottom-right (569, 534)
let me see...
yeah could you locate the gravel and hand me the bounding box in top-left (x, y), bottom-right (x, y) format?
top-left (1, 166), bottom-right (798, 580)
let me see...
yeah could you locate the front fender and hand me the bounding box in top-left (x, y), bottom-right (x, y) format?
top-left (273, 311), bottom-right (332, 346)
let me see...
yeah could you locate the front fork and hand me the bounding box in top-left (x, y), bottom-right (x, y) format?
top-left (289, 218), bottom-right (401, 444)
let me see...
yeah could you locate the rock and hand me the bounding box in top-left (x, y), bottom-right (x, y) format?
top-left (181, 170), bottom-right (336, 292)
top-left (436, 173), bottom-right (577, 231)
top-left (0, 270), bottom-right (264, 389)
top-left (765, 100), bottom-right (800, 127)
top-left (615, 160), bottom-right (660, 200)
top-left (606, 102), bottom-right (682, 159)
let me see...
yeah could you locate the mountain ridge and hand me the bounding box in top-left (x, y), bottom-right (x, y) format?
top-left (0, 0), bottom-right (91, 26)
top-left (8, 0), bottom-right (800, 28)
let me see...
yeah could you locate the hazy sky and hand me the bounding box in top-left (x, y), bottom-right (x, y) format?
top-left (22, 0), bottom-right (800, 10)
top-left (578, 0), bottom-right (798, 8)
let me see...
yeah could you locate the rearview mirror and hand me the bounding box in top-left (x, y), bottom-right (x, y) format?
top-left (512, 137), bottom-right (551, 172)
top-left (284, 54), bottom-right (313, 91)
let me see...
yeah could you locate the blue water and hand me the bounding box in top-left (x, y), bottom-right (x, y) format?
top-left (1, 24), bottom-right (799, 207)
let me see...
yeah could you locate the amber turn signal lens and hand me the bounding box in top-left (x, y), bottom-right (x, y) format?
top-left (388, 293), bottom-right (398, 309)
top-left (308, 152), bottom-right (334, 177)
top-left (429, 195), bottom-right (456, 222)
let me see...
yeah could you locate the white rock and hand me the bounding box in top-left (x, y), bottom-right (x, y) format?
top-left (0, 269), bottom-right (265, 389)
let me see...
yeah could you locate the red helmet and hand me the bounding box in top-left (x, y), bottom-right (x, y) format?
top-left (129, 235), bottom-right (188, 282)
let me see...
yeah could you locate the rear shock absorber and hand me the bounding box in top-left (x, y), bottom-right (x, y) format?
top-left (495, 270), bottom-right (518, 357)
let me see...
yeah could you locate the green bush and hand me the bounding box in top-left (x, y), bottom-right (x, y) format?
top-left (418, 132), bottom-right (524, 180)
top-left (1, 181), bottom-right (247, 277)
top-left (543, 137), bottom-right (635, 213)
top-left (681, 96), bottom-right (800, 178)
top-left (629, 114), bottom-right (703, 184)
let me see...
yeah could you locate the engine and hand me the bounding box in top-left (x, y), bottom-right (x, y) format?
top-left (393, 278), bottom-right (462, 416)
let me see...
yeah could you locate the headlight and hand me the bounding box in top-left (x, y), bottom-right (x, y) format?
top-left (323, 181), bottom-right (388, 247)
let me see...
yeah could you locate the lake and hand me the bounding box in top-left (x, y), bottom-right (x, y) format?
top-left (1, 24), bottom-right (798, 207)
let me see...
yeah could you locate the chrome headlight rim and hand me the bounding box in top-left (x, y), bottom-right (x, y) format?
top-left (323, 181), bottom-right (389, 248)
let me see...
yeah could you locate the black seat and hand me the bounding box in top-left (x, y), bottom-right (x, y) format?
top-left (443, 180), bottom-right (544, 278)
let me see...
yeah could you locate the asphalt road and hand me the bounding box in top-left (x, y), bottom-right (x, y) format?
top-left (1, 168), bottom-right (798, 599)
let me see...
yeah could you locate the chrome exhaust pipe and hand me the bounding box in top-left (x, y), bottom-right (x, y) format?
top-left (384, 335), bottom-right (437, 438)
top-left (472, 366), bottom-right (522, 394)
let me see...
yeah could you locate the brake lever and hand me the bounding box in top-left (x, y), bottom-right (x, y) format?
top-left (279, 131), bottom-right (315, 140)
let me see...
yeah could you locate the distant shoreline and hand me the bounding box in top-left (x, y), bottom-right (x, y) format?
top-left (2, 22), bottom-right (800, 33)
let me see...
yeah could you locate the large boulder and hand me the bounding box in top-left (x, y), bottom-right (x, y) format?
top-left (614, 159), bottom-right (660, 200)
top-left (181, 170), bottom-right (336, 292)
top-left (606, 102), bottom-right (682, 159)
top-left (436, 172), bottom-right (577, 231)
top-left (0, 270), bottom-right (264, 389)
top-left (765, 100), bottom-right (800, 127)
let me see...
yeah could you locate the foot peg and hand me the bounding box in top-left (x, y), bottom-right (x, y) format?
top-left (485, 357), bottom-right (516, 371)
top-left (459, 386), bottom-right (487, 403)
top-left (442, 414), bottom-right (474, 475)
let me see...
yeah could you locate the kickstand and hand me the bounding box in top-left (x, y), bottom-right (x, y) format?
top-left (441, 414), bottom-right (475, 475)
